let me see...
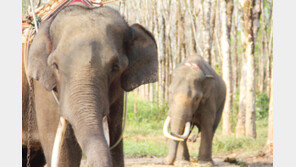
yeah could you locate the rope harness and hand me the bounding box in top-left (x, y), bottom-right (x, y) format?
top-left (23, 0), bottom-right (127, 166)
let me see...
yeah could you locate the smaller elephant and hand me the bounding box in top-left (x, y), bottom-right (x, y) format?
top-left (163, 54), bottom-right (226, 165)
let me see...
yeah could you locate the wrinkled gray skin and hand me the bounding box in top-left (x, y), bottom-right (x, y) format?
top-left (166, 55), bottom-right (226, 165)
top-left (22, 4), bottom-right (158, 167)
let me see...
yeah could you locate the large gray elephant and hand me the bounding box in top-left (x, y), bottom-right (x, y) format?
top-left (22, 3), bottom-right (158, 167)
top-left (163, 55), bottom-right (226, 165)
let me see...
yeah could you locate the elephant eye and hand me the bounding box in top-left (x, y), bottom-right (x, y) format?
top-left (52, 62), bottom-right (59, 71)
top-left (112, 62), bottom-right (120, 71)
top-left (194, 93), bottom-right (203, 102)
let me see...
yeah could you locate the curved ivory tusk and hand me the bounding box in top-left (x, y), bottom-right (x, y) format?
top-left (173, 122), bottom-right (191, 139)
top-left (103, 116), bottom-right (110, 146)
top-left (163, 117), bottom-right (184, 142)
top-left (51, 117), bottom-right (67, 167)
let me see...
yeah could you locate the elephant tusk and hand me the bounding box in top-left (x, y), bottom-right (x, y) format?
top-left (163, 117), bottom-right (184, 142)
top-left (173, 122), bottom-right (191, 139)
top-left (103, 116), bottom-right (110, 146)
top-left (51, 116), bottom-right (67, 167)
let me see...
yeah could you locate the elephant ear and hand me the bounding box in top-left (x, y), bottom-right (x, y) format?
top-left (27, 19), bottom-right (56, 91)
top-left (121, 23), bottom-right (158, 91)
top-left (201, 75), bottom-right (215, 103)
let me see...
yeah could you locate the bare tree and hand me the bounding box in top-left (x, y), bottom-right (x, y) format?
top-left (236, 33), bottom-right (247, 137)
top-left (240, 0), bottom-right (257, 138)
top-left (252, 0), bottom-right (262, 40)
top-left (266, 66), bottom-right (273, 153)
top-left (202, 0), bottom-right (215, 65)
top-left (220, 0), bottom-right (234, 135)
top-left (266, 16), bottom-right (273, 97)
top-left (231, 4), bottom-right (239, 93)
top-left (258, 0), bottom-right (266, 93)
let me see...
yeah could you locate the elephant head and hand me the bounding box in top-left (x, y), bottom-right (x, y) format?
top-left (27, 6), bottom-right (157, 166)
top-left (163, 62), bottom-right (214, 164)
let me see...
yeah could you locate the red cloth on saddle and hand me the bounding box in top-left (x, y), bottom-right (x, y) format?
top-left (183, 62), bottom-right (201, 70)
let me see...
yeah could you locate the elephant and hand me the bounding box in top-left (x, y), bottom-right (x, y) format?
top-left (163, 54), bottom-right (226, 165)
top-left (22, 3), bottom-right (158, 167)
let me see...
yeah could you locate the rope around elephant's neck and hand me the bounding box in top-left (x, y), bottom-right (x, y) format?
top-left (26, 1), bottom-right (37, 165)
top-left (29, 0), bottom-right (39, 32)
top-left (110, 92), bottom-right (128, 150)
top-left (26, 78), bottom-right (35, 167)
top-left (52, 91), bottom-right (60, 105)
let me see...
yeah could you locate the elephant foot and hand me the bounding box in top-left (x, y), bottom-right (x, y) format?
top-left (166, 155), bottom-right (175, 165)
top-left (175, 160), bottom-right (191, 167)
top-left (197, 159), bottom-right (214, 167)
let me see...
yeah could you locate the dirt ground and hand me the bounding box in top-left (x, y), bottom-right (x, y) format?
top-left (80, 155), bottom-right (273, 167)
top-left (124, 156), bottom-right (273, 167)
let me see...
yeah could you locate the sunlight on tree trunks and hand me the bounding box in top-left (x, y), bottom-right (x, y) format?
top-left (221, 0), bottom-right (234, 136)
top-left (266, 68), bottom-right (273, 153)
top-left (241, 0), bottom-right (257, 138)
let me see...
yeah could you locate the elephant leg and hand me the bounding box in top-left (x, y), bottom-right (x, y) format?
top-left (34, 81), bottom-right (81, 167)
top-left (108, 94), bottom-right (125, 167)
top-left (198, 107), bottom-right (216, 163)
top-left (176, 140), bottom-right (190, 161)
top-left (198, 127), bottom-right (214, 163)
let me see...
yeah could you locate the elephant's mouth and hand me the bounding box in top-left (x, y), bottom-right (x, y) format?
top-left (163, 116), bottom-right (191, 141)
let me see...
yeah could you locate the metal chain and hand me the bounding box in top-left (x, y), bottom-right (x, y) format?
top-left (26, 78), bottom-right (35, 167)
top-left (26, 0), bottom-right (38, 164)
top-left (24, 23), bottom-right (35, 167)
top-left (25, 25), bottom-right (33, 167)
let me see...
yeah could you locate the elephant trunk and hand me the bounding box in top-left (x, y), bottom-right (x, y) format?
top-left (165, 116), bottom-right (189, 164)
top-left (61, 80), bottom-right (112, 167)
top-left (76, 123), bottom-right (111, 167)
top-left (167, 140), bottom-right (179, 164)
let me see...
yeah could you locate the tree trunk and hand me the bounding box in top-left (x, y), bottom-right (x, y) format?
top-left (252, 0), bottom-right (262, 41)
top-left (241, 0), bottom-right (256, 138)
top-left (252, 0), bottom-right (262, 92)
top-left (266, 67), bottom-right (273, 153)
top-left (236, 49), bottom-right (247, 137)
top-left (259, 0), bottom-right (266, 93)
top-left (236, 10), bottom-right (247, 137)
top-left (221, 0), bottom-right (234, 135)
top-left (177, 0), bottom-right (185, 64)
top-left (202, 0), bottom-right (215, 65)
top-left (215, 0), bottom-right (223, 75)
top-left (266, 20), bottom-right (273, 97)
top-left (231, 5), bottom-right (239, 93)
